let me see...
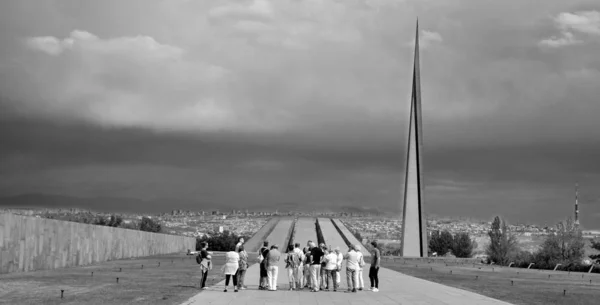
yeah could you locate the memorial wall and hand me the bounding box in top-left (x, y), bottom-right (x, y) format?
top-left (0, 212), bottom-right (196, 274)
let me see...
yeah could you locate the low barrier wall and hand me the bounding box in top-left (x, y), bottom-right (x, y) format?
top-left (331, 218), bottom-right (370, 257)
top-left (244, 218), bottom-right (279, 252)
top-left (374, 256), bottom-right (481, 264)
top-left (0, 212), bottom-right (195, 274)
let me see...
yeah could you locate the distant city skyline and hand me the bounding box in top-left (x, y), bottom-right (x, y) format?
top-left (1, 1), bottom-right (600, 227)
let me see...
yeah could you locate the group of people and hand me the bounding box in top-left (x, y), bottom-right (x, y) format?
top-left (197, 237), bottom-right (381, 293)
top-left (197, 238), bottom-right (250, 292)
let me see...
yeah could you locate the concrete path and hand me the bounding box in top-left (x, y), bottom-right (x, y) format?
top-left (292, 218), bottom-right (317, 248)
top-left (180, 260), bottom-right (513, 305)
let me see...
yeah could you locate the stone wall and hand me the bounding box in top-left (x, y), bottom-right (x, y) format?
top-left (0, 212), bottom-right (196, 274)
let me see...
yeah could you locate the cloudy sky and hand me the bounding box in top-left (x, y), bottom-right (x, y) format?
top-left (1, 0), bottom-right (599, 227)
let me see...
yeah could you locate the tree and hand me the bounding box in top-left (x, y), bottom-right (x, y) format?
top-left (139, 217), bottom-right (162, 233)
top-left (196, 231), bottom-right (249, 251)
top-left (429, 230), bottom-right (454, 256)
top-left (590, 240), bottom-right (600, 263)
top-left (94, 216), bottom-right (109, 226)
top-left (107, 215), bottom-right (123, 227)
top-left (93, 214), bottom-right (123, 227)
top-left (512, 250), bottom-right (535, 268)
top-left (486, 216), bottom-right (519, 265)
top-left (534, 217), bottom-right (584, 268)
top-left (452, 232), bottom-right (477, 258)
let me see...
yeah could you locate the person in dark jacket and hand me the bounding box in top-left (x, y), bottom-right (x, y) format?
top-left (258, 241), bottom-right (270, 290)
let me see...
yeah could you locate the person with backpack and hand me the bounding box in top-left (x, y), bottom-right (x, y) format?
top-left (285, 244), bottom-right (301, 290)
top-left (293, 243), bottom-right (305, 289)
top-left (236, 245), bottom-right (248, 290)
top-left (258, 241), bottom-right (270, 290)
top-left (197, 242), bottom-right (212, 290)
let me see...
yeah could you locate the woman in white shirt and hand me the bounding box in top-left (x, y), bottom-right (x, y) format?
top-left (323, 249), bottom-right (339, 291)
top-left (222, 248), bottom-right (240, 292)
top-left (355, 245), bottom-right (366, 291)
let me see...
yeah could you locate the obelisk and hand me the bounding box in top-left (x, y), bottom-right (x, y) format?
top-left (400, 21), bottom-right (428, 257)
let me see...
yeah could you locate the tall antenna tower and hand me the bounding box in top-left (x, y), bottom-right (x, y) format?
top-left (575, 183), bottom-right (580, 227)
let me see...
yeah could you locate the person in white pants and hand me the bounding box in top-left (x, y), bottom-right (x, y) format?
top-left (308, 242), bottom-right (324, 292)
top-left (293, 243), bottom-right (305, 289)
top-left (334, 247), bottom-right (343, 286)
top-left (355, 245), bottom-right (366, 290)
top-left (266, 245), bottom-right (281, 291)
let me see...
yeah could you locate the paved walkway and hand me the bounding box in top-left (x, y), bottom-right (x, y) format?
top-left (180, 259), bottom-right (513, 305)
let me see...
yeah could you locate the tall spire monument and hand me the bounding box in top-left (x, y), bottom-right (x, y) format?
top-left (574, 183), bottom-right (580, 227)
top-left (400, 20), bottom-right (428, 257)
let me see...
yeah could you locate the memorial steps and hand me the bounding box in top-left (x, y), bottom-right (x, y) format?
top-left (289, 217), bottom-right (317, 247)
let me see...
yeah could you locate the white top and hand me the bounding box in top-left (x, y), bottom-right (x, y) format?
top-left (222, 251), bottom-right (240, 275)
top-left (293, 248), bottom-right (305, 265)
top-left (324, 252), bottom-right (338, 270)
top-left (336, 252), bottom-right (344, 269)
top-left (356, 251), bottom-right (365, 270)
top-left (344, 250), bottom-right (360, 270)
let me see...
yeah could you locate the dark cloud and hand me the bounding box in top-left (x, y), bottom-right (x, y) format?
top-left (1, 0), bottom-right (600, 227)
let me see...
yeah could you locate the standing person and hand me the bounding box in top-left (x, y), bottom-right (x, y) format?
top-left (267, 245), bottom-right (281, 291)
top-left (309, 241), bottom-right (324, 292)
top-left (319, 244), bottom-right (328, 290)
top-left (293, 243), bottom-right (305, 289)
top-left (344, 245), bottom-right (360, 293)
top-left (303, 241), bottom-right (313, 288)
top-left (355, 245), bottom-right (366, 291)
top-left (222, 248), bottom-right (240, 292)
top-left (334, 247), bottom-right (343, 287)
top-left (236, 245), bottom-right (248, 290)
top-left (198, 242), bottom-right (212, 290)
top-left (323, 247), bottom-right (339, 291)
top-left (285, 244), bottom-right (301, 290)
top-left (369, 241), bottom-right (381, 292)
top-left (258, 241), bottom-right (270, 290)
top-left (235, 237), bottom-right (245, 252)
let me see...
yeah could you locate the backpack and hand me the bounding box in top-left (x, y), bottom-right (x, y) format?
top-left (239, 254), bottom-right (247, 270)
top-left (258, 247), bottom-right (268, 263)
top-left (287, 252), bottom-right (301, 269)
top-left (196, 254), bottom-right (202, 264)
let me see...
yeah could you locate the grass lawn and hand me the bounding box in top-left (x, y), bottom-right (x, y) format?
top-left (0, 253), bottom-right (239, 305)
top-left (381, 260), bottom-right (600, 305)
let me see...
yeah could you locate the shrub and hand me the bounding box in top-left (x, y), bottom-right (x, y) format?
top-left (196, 230), bottom-right (249, 252)
top-left (139, 217), bottom-right (162, 233)
top-left (510, 250), bottom-right (535, 268)
top-left (429, 230), bottom-right (454, 256)
top-left (533, 217), bottom-right (584, 268)
top-left (452, 232), bottom-right (477, 258)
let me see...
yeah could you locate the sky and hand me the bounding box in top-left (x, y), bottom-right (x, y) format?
top-left (1, 0), bottom-right (600, 227)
